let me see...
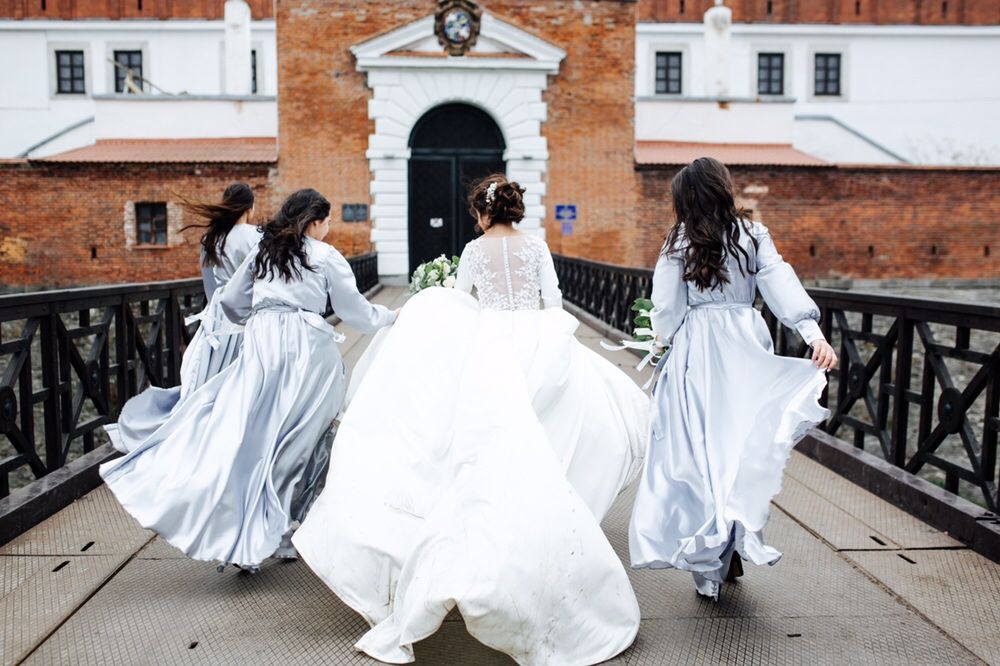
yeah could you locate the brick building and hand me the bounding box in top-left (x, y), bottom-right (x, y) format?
top-left (0, 140), bottom-right (272, 289)
top-left (0, 0), bottom-right (998, 290)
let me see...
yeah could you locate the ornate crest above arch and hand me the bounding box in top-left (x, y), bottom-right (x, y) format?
top-left (434, 0), bottom-right (483, 56)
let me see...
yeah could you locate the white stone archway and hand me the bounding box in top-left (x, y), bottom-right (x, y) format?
top-left (351, 13), bottom-right (565, 275)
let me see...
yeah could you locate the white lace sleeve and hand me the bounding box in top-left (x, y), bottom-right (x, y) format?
top-left (538, 242), bottom-right (562, 309)
top-left (455, 243), bottom-right (475, 294)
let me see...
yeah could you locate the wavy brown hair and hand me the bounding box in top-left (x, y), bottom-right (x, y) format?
top-left (254, 188), bottom-right (330, 282)
top-left (467, 174), bottom-right (526, 228)
top-left (178, 183), bottom-right (255, 268)
top-left (664, 157), bottom-right (757, 291)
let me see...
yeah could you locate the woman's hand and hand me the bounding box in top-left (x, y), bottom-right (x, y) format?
top-left (811, 339), bottom-right (838, 371)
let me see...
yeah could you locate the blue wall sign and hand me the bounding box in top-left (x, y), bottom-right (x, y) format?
top-left (561, 221), bottom-right (574, 236)
top-left (555, 205), bottom-right (577, 222)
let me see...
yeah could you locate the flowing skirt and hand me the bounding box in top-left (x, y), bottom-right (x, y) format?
top-left (105, 292), bottom-right (244, 454)
top-left (629, 305), bottom-right (829, 599)
top-left (100, 309), bottom-right (345, 568)
top-left (293, 288), bottom-right (647, 665)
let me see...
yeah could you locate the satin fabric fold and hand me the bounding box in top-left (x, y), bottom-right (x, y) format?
top-left (629, 306), bottom-right (829, 596)
top-left (101, 309), bottom-right (345, 567)
top-left (293, 287), bottom-right (647, 665)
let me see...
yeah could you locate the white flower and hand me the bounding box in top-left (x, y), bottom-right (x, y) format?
top-left (443, 275), bottom-right (456, 288)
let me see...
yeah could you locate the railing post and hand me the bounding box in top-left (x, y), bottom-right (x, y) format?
top-left (164, 288), bottom-right (182, 386)
top-left (38, 312), bottom-right (60, 473)
top-left (890, 312), bottom-right (913, 467)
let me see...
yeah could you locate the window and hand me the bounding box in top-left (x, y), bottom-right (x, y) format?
top-left (135, 203), bottom-right (167, 245)
top-left (757, 53), bottom-right (784, 95)
top-left (655, 52), bottom-right (682, 95)
top-left (815, 53), bottom-right (841, 96)
top-left (113, 50), bottom-right (143, 93)
top-left (56, 50), bottom-right (85, 94)
top-left (251, 49), bottom-right (258, 94)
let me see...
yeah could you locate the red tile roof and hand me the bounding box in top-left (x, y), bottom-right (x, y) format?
top-left (635, 141), bottom-right (827, 167)
top-left (39, 138), bottom-right (277, 164)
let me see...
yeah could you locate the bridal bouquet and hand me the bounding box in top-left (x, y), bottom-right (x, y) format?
top-left (601, 298), bottom-right (668, 383)
top-left (410, 254), bottom-right (460, 294)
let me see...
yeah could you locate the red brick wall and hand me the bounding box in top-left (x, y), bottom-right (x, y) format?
top-left (635, 165), bottom-right (1000, 279)
top-left (274, 0), bottom-right (642, 265)
top-left (637, 0), bottom-right (1000, 24)
top-left (0, 161), bottom-right (271, 290)
top-left (0, 0), bottom-right (273, 19)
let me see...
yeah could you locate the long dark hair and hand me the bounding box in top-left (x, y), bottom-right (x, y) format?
top-left (664, 157), bottom-right (757, 291)
top-left (254, 188), bottom-right (330, 282)
top-left (179, 183), bottom-right (255, 267)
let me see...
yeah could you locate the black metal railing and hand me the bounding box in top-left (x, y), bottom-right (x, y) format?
top-left (0, 252), bottom-right (380, 501)
top-left (350, 252), bottom-right (379, 295)
top-left (0, 279), bottom-right (206, 499)
top-left (553, 254), bottom-right (1000, 510)
top-left (552, 255), bottom-right (654, 333)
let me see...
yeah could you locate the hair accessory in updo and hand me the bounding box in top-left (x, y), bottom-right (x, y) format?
top-left (467, 174), bottom-right (526, 227)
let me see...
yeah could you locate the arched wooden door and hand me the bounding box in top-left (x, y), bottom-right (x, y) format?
top-left (407, 104), bottom-right (505, 273)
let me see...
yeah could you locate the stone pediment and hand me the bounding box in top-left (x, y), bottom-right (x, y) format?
top-left (351, 14), bottom-right (565, 73)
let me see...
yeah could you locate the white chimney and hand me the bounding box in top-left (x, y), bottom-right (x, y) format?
top-left (224, 0), bottom-right (252, 95)
top-left (703, 0), bottom-right (732, 98)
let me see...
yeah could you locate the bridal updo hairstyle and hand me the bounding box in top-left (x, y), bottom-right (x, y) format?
top-left (178, 182), bottom-right (255, 268)
top-left (468, 174), bottom-right (526, 228)
top-left (254, 188), bottom-right (330, 282)
top-left (664, 157), bottom-right (757, 292)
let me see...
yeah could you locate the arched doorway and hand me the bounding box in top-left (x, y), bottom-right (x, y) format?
top-left (407, 103), bottom-right (505, 273)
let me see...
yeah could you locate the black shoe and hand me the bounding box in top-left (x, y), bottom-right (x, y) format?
top-left (725, 556), bottom-right (744, 582)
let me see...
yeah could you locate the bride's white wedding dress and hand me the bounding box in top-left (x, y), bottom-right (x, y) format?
top-left (293, 233), bottom-right (648, 665)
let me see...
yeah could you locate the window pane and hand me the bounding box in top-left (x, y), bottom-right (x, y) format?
top-left (135, 203), bottom-right (167, 245)
top-left (815, 53), bottom-right (841, 96)
top-left (655, 51), bottom-right (682, 94)
top-left (56, 50), bottom-right (85, 94)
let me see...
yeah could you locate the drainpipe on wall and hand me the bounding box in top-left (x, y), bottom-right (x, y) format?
top-left (224, 0), bottom-right (252, 96)
top-left (704, 0), bottom-right (732, 98)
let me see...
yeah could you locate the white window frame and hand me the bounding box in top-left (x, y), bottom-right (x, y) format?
top-left (48, 42), bottom-right (91, 98)
top-left (808, 45), bottom-right (849, 102)
top-left (642, 41), bottom-right (691, 97)
top-left (106, 42), bottom-right (150, 94)
top-left (750, 45), bottom-right (790, 98)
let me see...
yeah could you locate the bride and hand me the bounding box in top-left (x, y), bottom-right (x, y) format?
top-left (293, 175), bottom-right (648, 665)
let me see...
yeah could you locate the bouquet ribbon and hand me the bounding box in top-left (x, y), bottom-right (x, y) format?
top-left (599, 336), bottom-right (667, 390)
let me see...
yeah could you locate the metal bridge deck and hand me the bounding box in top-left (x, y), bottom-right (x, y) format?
top-left (3, 287), bottom-right (998, 665)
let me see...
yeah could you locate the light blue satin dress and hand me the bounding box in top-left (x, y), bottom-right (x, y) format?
top-left (106, 223), bottom-right (261, 454)
top-left (629, 222), bottom-right (830, 600)
top-left (100, 238), bottom-right (395, 568)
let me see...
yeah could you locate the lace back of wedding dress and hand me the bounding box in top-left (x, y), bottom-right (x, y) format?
top-left (467, 235), bottom-right (546, 311)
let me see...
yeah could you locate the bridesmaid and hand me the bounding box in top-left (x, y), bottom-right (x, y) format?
top-left (178, 183), bottom-right (261, 396)
top-left (629, 157), bottom-right (838, 600)
top-left (101, 188), bottom-right (396, 571)
top-left (105, 183), bottom-right (260, 454)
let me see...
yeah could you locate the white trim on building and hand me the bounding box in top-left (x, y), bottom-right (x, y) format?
top-left (352, 12), bottom-right (566, 276)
